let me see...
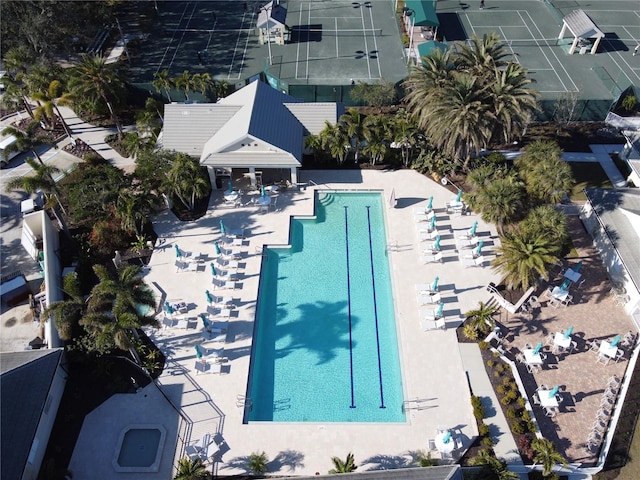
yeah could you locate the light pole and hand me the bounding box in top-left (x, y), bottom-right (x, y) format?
top-left (404, 8), bottom-right (415, 66)
top-left (259, 5), bottom-right (273, 66)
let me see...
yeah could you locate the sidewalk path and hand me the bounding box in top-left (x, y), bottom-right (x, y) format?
top-left (56, 105), bottom-right (136, 171)
top-left (459, 343), bottom-right (523, 465)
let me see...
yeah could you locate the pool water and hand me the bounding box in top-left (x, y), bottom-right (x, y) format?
top-left (117, 428), bottom-right (161, 467)
top-left (249, 192), bottom-right (405, 422)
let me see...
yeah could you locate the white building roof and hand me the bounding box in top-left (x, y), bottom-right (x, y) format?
top-left (563, 9), bottom-right (604, 39)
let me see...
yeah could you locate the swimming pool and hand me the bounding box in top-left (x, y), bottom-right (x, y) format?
top-left (113, 425), bottom-right (166, 473)
top-left (248, 191), bottom-right (405, 422)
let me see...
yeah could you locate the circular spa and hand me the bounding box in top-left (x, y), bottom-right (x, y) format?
top-left (113, 424), bottom-right (166, 473)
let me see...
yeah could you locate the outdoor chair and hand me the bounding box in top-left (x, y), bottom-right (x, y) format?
top-left (544, 406), bottom-right (558, 417)
top-left (607, 375), bottom-right (621, 389)
top-left (428, 439), bottom-right (437, 451)
top-left (596, 353), bottom-right (610, 365)
top-left (615, 349), bottom-right (625, 363)
top-left (588, 339), bottom-right (600, 352)
top-left (532, 393), bottom-right (541, 405)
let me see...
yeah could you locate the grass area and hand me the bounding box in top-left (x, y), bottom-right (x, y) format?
top-left (569, 162), bottom-right (613, 201)
top-left (615, 427), bottom-right (640, 480)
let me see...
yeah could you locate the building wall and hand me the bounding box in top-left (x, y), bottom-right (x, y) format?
top-left (580, 203), bottom-right (640, 319)
top-left (21, 352), bottom-right (67, 480)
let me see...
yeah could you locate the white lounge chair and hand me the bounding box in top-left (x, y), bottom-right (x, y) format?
top-left (418, 228), bottom-right (439, 241)
top-left (421, 251), bottom-right (443, 264)
top-left (460, 255), bottom-right (484, 268)
top-left (418, 292), bottom-right (442, 305)
top-left (212, 278), bottom-right (237, 290)
top-left (194, 360), bottom-right (223, 375)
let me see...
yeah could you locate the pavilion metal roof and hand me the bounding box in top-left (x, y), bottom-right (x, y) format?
top-left (562, 9), bottom-right (604, 39)
top-left (405, 0), bottom-right (439, 28)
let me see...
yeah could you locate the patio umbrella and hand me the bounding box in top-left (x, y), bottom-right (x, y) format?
top-left (174, 244), bottom-right (182, 258)
top-left (455, 189), bottom-right (462, 203)
top-left (226, 180), bottom-right (233, 193)
top-left (442, 431), bottom-right (452, 443)
top-left (429, 215), bottom-right (436, 229)
top-left (435, 302), bottom-right (444, 317)
top-left (533, 342), bottom-right (543, 355)
top-left (214, 241), bottom-right (221, 255)
top-left (195, 344), bottom-right (204, 359)
top-left (164, 301), bottom-right (174, 314)
top-left (261, 185), bottom-right (267, 197)
top-left (205, 290), bottom-right (214, 304)
top-left (564, 326), bottom-right (574, 338)
top-left (560, 279), bottom-right (571, 290)
top-left (469, 221), bottom-right (478, 236)
top-left (573, 260), bottom-right (583, 273)
top-left (431, 276), bottom-right (439, 291)
top-left (210, 262), bottom-right (217, 276)
top-left (474, 241), bottom-right (484, 257)
top-left (611, 335), bottom-right (621, 347)
top-left (548, 385), bottom-right (559, 398)
top-left (220, 220), bottom-right (226, 235)
top-left (426, 196), bottom-right (433, 210)
top-left (433, 235), bottom-right (441, 250)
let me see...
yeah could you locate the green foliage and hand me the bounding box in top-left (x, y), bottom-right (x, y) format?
top-left (621, 94), bottom-right (637, 113)
top-left (531, 438), bottom-right (568, 476)
top-left (173, 457), bottom-right (208, 480)
top-left (517, 397), bottom-right (526, 408)
top-left (478, 422), bottom-right (490, 436)
top-left (506, 407), bottom-right (518, 419)
top-left (349, 80), bottom-right (397, 108)
top-left (463, 323), bottom-right (479, 341)
top-left (465, 301), bottom-right (499, 336)
top-left (482, 436), bottom-right (495, 448)
top-left (247, 451), bottom-right (269, 475)
top-left (527, 421), bottom-right (537, 433)
top-left (470, 449), bottom-right (519, 480)
top-left (511, 420), bottom-right (525, 434)
top-left (411, 148), bottom-right (455, 177)
top-left (471, 395), bottom-right (486, 420)
top-left (486, 359), bottom-right (495, 368)
top-left (329, 452), bottom-right (357, 474)
top-left (479, 341), bottom-right (490, 350)
top-left (521, 411), bottom-right (532, 422)
top-left (417, 450), bottom-right (438, 467)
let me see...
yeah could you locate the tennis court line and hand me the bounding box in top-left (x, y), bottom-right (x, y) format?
top-left (359, 4), bottom-right (372, 79)
top-left (520, 10), bottom-right (577, 93)
top-left (234, 16), bottom-right (255, 80)
top-left (295, 3), bottom-right (303, 79)
top-left (166, 3), bottom-right (198, 73)
top-left (154, 2), bottom-right (195, 74)
top-left (227, 9), bottom-right (252, 78)
top-left (365, 2), bottom-right (382, 79)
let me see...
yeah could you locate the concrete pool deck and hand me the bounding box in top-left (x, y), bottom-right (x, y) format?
top-left (122, 169), bottom-right (504, 477)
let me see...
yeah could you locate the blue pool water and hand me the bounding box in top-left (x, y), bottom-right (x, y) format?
top-left (248, 192), bottom-right (405, 422)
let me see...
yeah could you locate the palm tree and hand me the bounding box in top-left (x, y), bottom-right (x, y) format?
top-left (115, 190), bottom-right (156, 235)
top-left (466, 175), bottom-right (525, 235)
top-left (174, 70), bottom-right (197, 101)
top-left (4, 157), bottom-right (67, 214)
top-left (31, 79), bottom-right (75, 138)
top-left (419, 73), bottom-right (493, 170)
top-left (521, 205), bottom-right (569, 249)
top-left (340, 109), bottom-right (367, 163)
top-left (2, 122), bottom-right (54, 165)
top-left (68, 54), bottom-right (126, 138)
top-left (192, 72), bottom-right (214, 98)
top-left (163, 153), bottom-right (210, 211)
top-left (488, 63), bottom-right (540, 145)
top-left (362, 115), bottom-right (389, 165)
top-left (391, 112), bottom-right (423, 167)
top-left (465, 301), bottom-right (499, 335)
top-left (41, 272), bottom-right (86, 341)
top-left (247, 451), bottom-right (268, 475)
top-left (471, 448), bottom-right (518, 480)
top-left (531, 438), bottom-right (568, 476)
top-left (153, 69), bottom-right (174, 102)
top-left (492, 230), bottom-right (561, 289)
top-left (319, 121), bottom-right (350, 165)
top-left (82, 264), bottom-right (159, 364)
top-left (1, 47), bottom-right (37, 119)
top-left (173, 457), bottom-right (208, 480)
top-left (456, 32), bottom-right (510, 77)
top-left (329, 452), bottom-right (357, 474)
top-left (304, 133), bottom-right (323, 160)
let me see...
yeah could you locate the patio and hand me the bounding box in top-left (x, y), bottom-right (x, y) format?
top-left (498, 216), bottom-right (637, 464)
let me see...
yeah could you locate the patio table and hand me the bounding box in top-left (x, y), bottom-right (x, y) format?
top-left (523, 349), bottom-right (544, 365)
top-left (538, 389), bottom-right (560, 408)
top-left (553, 332), bottom-right (572, 349)
top-left (435, 432), bottom-right (456, 454)
top-left (551, 286), bottom-right (569, 301)
top-left (599, 340), bottom-right (617, 359)
top-left (564, 269), bottom-right (582, 282)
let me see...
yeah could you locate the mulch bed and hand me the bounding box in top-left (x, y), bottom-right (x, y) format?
top-left (62, 138), bottom-right (102, 159)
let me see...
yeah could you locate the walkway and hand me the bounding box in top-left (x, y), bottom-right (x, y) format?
top-left (562, 144), bottom-right (627, 187)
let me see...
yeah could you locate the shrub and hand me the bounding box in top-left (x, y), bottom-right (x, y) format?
top-left (622, 94), bottom-right (637, 113)
top-left (471, 395), bottom-right (485, 420)
top-left (486, 359), bottom-right (495, 368)
top-left (506, 407), bottom-right (518, 419)
top-left (492, 351), bottom-right (500, 358)
top-left (482, 436), bottom-right (494, 447)
top-left (518, 434), bottom-right (534, 460)
top-left (512, 420), bottom-right (525, 434)
top-left (521, 411), bottom-right (532, 422)
top-left (463, 323), bottom-right (479, 340)
top-left (517, 397), bottom-right (526, 408)
top-left (502, 376), bottom-right (513, 386)
top-left (496, 385), bottom-right (506, 395)
top-left (496, 363), bottom-right (505, 374)
top-left (494, 370), bottom-right (502, 378)
top-left (478, 423), bottom-right (490, 436)
top-left (527, 421), bottom-right (537, 433)
top-left (479, 340), bottom-right (489, 350)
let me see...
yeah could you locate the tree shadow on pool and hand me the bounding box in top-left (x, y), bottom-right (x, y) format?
top-left (274, 300), bottom-right (359, 365)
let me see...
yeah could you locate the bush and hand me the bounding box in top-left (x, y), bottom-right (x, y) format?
top-left (463, 323), bottom-right (479, 341)
top-left (518, 434), bottom-right (534, 460)
top-left (471, 395), bottom-right (486, 420)
top-left (482, 436), bottom-right (495, 447)
top-left (521, 411), bottom-right (532, 422)
top-left (621, 94), bottom-right (637, 113)
top-left (506, 407), bottom-right (518, 419)
top-left (512, 420), bottom-right (525, 434)
top-left (479, 340), bottom-right (489, 350)
top-left (527, 421), bottom-right (537, 433)
top-left (478, 423), bottom-right (490, 436)
top-left (496, 385), bottom-right (506, 395)
top-left (517, 397), bottom-right (527, 407)
top-left (486, 359), bottom-right (495, 368)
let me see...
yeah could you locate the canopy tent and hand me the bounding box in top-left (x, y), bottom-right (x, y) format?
top-left (404, 0), bottom-right (439, 27)
top-left (558, 9), bottom-right (605, 55)
top-left (418, 40), bottom-right (448, 59)
top-left (257, 1), bottom-right (288, 45)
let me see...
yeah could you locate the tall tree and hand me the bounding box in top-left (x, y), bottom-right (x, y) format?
top-left (492, 230), bottom-right (561, 289)
top-left (82, 264), bottom-right (158, 364)
top-left (4, 157), bottom-right (67, 214)
top-left (1, 122), bottom-right (53, 165)
top-left (319, 121), bottom-right (350, 165)
top-left (531, 438), bottom-right (568, 477)
top-left (153, 69), bottom-right (174, 102)
top-left (456, 32), bottom-right (510, 76)
top-left (464, 301), bottom-right (499, 335)
top-left (41, 272), bottom-right (86, 341)
top-left (340, 109), bottom-right (367, 163)
top-left (31, 79), bottom-right (75, 138)
top-left (115, 190), bottom-right (156, 235)
top-left (362, 115), bottom-right (390, 165)
top-left (470, 449), bottom-right (518, 480)
top-left (174, 70), bottom-right (197, 101)
top-left (163, 153), bottom-right (210, 211)
top-left (68, 54), bottom-right (126, 138)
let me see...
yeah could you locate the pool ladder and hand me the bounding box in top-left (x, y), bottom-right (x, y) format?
top-left (237, 394), bottom-right (252, 411)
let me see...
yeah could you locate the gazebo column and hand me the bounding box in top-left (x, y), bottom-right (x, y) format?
top-left (558, 22), bottom-right (567, 39)
top-left (569, 36), bottom-right (579, 55)
top-left (290, 167), bottom-right (298, 186)
top-left (591, 36), bottom-right (603, 54)
top-left (208, 166), bottom-right (218, 190)
top-left (248, 167), bottom-right (257, 188)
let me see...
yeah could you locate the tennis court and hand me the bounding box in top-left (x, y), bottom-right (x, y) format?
top-left (436, 0), bottom-right (640, 117)
top-left (124, 0), bottom-right (407, 89)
